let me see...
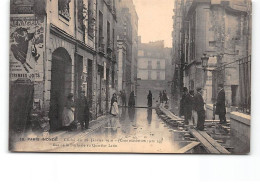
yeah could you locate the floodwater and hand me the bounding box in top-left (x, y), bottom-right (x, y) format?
top-left (12, 107), bottom-right (191, 153)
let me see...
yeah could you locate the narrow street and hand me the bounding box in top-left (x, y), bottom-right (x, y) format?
top-left (13, 107), bottom-right (193, 153)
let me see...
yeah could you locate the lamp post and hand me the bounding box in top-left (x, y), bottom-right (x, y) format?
top-left (201, 53), bottom-right (209, 71)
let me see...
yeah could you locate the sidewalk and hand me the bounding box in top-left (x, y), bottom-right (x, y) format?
top-left (48, 114), bottom-right (115, 138)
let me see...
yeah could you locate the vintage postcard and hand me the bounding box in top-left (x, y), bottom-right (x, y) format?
top-left (9, 0), bottom-right (251, 154)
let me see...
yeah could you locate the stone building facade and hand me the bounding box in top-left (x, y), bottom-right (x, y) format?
top-left (137, 39), bottom-right (171, 107)
top-left (116, 0), bottom-right (138, 104)
top-left (172, 0), bottom-right (251, 107)
top-left (10, 0), bottom-right (118, 131)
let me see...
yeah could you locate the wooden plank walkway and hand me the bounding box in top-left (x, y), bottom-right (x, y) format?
top-left (176, 141), bottom-right (200, 153)
top-left (159, 106), bottom-right (230, 154)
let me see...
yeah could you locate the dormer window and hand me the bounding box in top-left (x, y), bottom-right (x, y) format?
top-left (58, 0), bottom-right (71, 21)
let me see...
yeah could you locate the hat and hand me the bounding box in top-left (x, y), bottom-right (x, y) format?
top-left (67, 93), bottom-right (74, 98)
top-left (196, 87), bottom-right (202, 91)
top-left (218, 84), bottom-right (224, 88)
top-left (183, 87), bottom-right (188, 92)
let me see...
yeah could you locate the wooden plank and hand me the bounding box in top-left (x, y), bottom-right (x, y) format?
top-left (160, 106), bottom-right (184, 121)
top-left (176, 142), bottom-right (200, 153)
top-left (189, 129), bottom-right (220, 154)
top-left (205, 120), bottom-right (230, 123)
top-left (198, 131), bottom-right (230, 154)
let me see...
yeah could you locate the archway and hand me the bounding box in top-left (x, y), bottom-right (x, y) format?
top-left (49, 47), bottom-right (72, 131)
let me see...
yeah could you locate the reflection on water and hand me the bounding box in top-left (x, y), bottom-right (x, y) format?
top-left (88, 107), bottom-right (184, 153)
top-left (13, 108), bottom-right (187, 153)
top-left (128, 107), bottom-right (135, 122)
top-left (147, 108), bottom-right (152, 124)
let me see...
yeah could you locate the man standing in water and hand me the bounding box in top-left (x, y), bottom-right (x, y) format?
top-left (194, 88), bottom-right (205, 131)
top-left (147, 90), bottom-right (153, 108)
top-left (215, 84), bottom-right (227, 124)
top-left (128, 91), bottom-right (135, 107)
top-left (77, 91), bottom-right (90, 130)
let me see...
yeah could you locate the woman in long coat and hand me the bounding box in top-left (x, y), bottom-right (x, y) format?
top-left (110, 93), bottom-right (119, 116)
top-left (62, 93), bottom-right (75, 130)
top-left (128, 91), bottom-right (135, 107)
top-left (147, 90), bottom-right (153, 107)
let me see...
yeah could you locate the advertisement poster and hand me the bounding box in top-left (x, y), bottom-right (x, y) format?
top-left (10, 15), bottom-right (44, 82)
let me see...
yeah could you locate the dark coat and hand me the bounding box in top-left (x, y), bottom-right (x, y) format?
top-left (147, 93), bottom-right (152, 107)
top-left (184, 93), bottom-right (193, 119)
top-left (77, 96), bottom-right (89, 123)
top-left (215, 89), bottom-right (226, 115)
top-left (194, 92), bottom-right (205, 112)
top-left (180, 95), bottom-right (185, 116)
top-left (128, 92), bottom-right (135, 107)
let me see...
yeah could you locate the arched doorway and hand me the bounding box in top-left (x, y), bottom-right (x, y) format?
top-left (49, 47), bottom-right (72, 131)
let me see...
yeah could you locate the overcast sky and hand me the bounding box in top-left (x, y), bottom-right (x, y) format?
top-left (133, 0), bottom-right (174, 48)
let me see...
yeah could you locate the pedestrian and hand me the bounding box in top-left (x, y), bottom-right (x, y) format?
top-left (122, 90), bottom-right (126, 107)
top-left (110, 93), bottom-right (119, 116)
top-left (147, 90), bottom-right (153, 107)
top-left (194, 88), bottom-right (205, 131)
top-left (128, 91), bottom-right (135, 107)
top-left (162, 90), bottom-right (165, 104)
top-left (189, 90), bottom-right (197, 127)
top-left (110, 93), bottom-right (117, 113)
top-left (62, 93), bottom-right (76, 131)
top-left (164, 90), bottom-right (169, 104)
top-left (159, 91), bottom-right (163, 104)
top-left (180, 87), bottom-right (193, 126)
top-left (215, 84), bottom-right (227, 124)
top-left (77, 90), bottom-right (90, 130)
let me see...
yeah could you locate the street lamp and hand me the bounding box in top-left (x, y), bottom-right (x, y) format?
top-left (201, 53), bottom-right (209, 70)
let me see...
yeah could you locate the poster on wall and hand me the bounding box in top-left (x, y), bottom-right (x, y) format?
top-left (10, 15), bottom-right (44, 82)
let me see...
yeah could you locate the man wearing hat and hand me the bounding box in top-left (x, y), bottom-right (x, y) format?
top-left (194, 87), bottom-right (205, 131)
top-left (215, 84), bottom-right (226, 124)
top-left (180, 87), bottom-right (193, 126)
top-left (77, 90), bottom-right (90, 130)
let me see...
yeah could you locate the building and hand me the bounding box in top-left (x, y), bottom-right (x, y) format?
top-left (96, 0), bottom-right (117, 116)
top-left (137, 38), bottom-right (171, 107)
top-left (116, 0), bottom-right (138, 103)
top-left (172, 0), bottom-right (251, 112)
top-left (9, 0), bottom-right (118, 132)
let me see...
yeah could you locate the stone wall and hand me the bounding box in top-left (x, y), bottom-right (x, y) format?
top-left (230, 112), bottom-right (250, 154)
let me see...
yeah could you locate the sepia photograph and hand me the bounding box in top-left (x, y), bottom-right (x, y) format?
top-left (8, 0), bottom-right (252, 154)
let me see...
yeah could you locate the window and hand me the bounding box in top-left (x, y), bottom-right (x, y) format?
top-left (58, 0), bottom-right (71, 21)
top-left (112, 28), bottom-right (115, 50)
top-left (148, 61), bottom-right (152, 69)
top-left (107, 21), bottom-right (111, 47)
top-left (190, 12), bottom-right (196, 60)
top-left (77, 0), bottom-right (84, 30)
top-left (157, 71), bottom-right (160, 80)
top-left (88, 0), bottom-right (95, 38)
top-left (98, 11), bottom-right (104, 50)
top-left (148, 71), bottom-right (151, 80)
top-left (157, 61), bottom-right (160, 69)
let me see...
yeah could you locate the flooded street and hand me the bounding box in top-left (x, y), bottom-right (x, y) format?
top-left (13, 107), bottom-right (192, 153)
top-left (82, 107), bottom-right (188, 153)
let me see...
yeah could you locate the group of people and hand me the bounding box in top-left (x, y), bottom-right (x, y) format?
top-left (180, 84), bottom-right (226, 131)
top-left (159, 90), bottom-right (169, 105)
top-left (110, 91), bottom-right (136, 116)
top-left (61, 90), bottom-right (137, 131)
top-left (62, 91), bottom-right (90, 131)
top-left (118, 90), bottom-right (136, 108)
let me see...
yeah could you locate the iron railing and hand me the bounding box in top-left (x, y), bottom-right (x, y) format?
top-left (212, 55), bottom-right (251, 114)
